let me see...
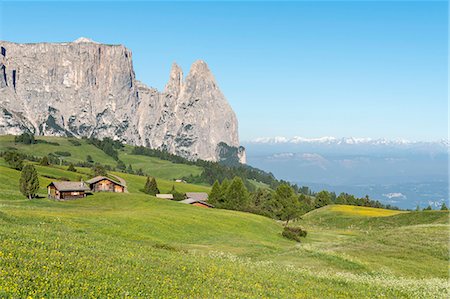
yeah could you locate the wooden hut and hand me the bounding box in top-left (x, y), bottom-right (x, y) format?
top-left (86, 176), bottom-right (125, 193)
top-left (47, 181), bottom-right (90, 200)
top-left (179, 198), bottom-right (214, 208)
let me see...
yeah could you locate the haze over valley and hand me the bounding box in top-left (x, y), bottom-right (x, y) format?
top-left (244, 136), bottom-right (448, 209)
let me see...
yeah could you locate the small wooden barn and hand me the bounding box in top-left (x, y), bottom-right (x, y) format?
top-left (180, 198), bottom-right (214, 208)
top-left (86, 176), bottom-right (125, 193)
top-left (47, 181), bottom-right (90, 200)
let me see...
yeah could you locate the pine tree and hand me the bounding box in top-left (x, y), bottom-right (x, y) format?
top-left (423, 205), bottom-right (433, 211)
top-left (127, 164), bottom-right (134, 174)
top-left (208, 180), bottom-right (222, 206)
top-left (91, 163), bottom-right (107, 177)
top-left (315, 190), bottom-right (332, 208)
top-left (116, 160), bottom-right (126, 171)
top-left (219, 179), bottom-right (230, 203)
top-left (441, 202), bottom-right (448, 211)
top-left (4, 151), bottom-right (24, 170)
top-left (170, 185), bottom-right (184, 201)
top-left (273, 184), bottom-right (302, 226)
top-left (144, 177), bottom-right (159, 195)
top-left (86, 155), bottom-right (94, 164)
top-left (67, 163), bottom-right (77, 172)
top-left (223, 177), bottom-right (249, 210)
top-left (40, 156), bottom-right (50, 166)
top-left (19, 164), bottom-right (39, 199)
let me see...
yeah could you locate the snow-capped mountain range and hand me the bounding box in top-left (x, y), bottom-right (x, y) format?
top-left (248, 136), bottom-right (449, 147)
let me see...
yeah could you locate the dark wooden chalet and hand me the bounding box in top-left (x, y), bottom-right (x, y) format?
top-left (47, 181), bottom-right (90, 200)
top-left (86, 176), bottom-right (125, 193)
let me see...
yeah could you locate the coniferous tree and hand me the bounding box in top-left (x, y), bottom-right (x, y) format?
top-left (208, 180), bottom-right (222, 206)
top-left (219, 179), bottom-right (230, 203)
top-left (223, 177), bottom-right (249, 210)
top-left (315, 190), bottom-right (332, 208)
top-left (127, 164), bottom-right (134, 174)
top-left (440, 202), bottom-right (448, 211)
top-left (91, 163), bottom-right (107, 177)
top-left (116, 160), bottom-right (126, 171)
top-left (170, 185), bottom-right (184, 201)
top-left (144, 176), bottom-right (159, 195)
top-left (4, 151), bottom-right (24, 170)
top-left (19, 164), bottom-right (39, 199)
top-left (86, 155), bottom-right (94, 164)
top-left (249, 188), bottom-right (272, 215)
top-left (423, 205), bottom-right (433, 211)
top-left (40, 156), bottom-right (50, 166)
top-left (67, 163), bottom-right (77, 172)
top-left (274, 184), bottom-right (302, 226)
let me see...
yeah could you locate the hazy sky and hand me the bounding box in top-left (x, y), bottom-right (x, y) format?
top-left (1, 1), bottom-right (447, 141)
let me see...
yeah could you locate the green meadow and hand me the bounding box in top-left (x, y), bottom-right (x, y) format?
top-left (0, 136), bottom-right (448, 298)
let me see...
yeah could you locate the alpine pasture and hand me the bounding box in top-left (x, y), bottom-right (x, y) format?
top-left (0, 136), bottom-right (448, 298)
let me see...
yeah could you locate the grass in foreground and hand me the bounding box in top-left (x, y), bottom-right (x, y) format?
top-left (0, 163), bottom-right (448, 297)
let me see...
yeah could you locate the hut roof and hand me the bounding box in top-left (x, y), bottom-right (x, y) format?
top-left (48, 181), bottom-right (90, 192)
top-left (180, 198), bottom-right (214, 208)
top-left (156, 194), bottom-right (174, 200)
top-left (185, 192), bottom-right (209, 201)
top-left (86, 176), bottom-right (124, 186)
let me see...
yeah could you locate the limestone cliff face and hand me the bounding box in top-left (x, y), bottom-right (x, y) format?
top-left (0, 38), bottom-right (246, 163)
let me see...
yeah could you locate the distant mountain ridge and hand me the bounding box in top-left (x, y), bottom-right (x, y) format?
top-left (0, 38), bottom-right (245, 163)
top-left (248, 136), bottom-right (449, 147)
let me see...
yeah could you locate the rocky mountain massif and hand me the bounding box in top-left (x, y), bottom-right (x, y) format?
top-left (0, 38), bottom-right (245, 163)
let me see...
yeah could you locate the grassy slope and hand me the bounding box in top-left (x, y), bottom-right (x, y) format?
top-left (0, 135), bottom-right (203, 180)
top-left (298, 205), bottom-right (449, 278)
top-left (0, 136), bottom-right (449, 297)
top-left (1, 168), bottom-right (448, 297)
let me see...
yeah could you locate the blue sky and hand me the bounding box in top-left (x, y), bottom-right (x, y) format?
top-left (1, 1), bottom-right (447, 141)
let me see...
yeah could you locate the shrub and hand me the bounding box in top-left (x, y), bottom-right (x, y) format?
top-left (67, 163), bottom-right (77, 172)
top-left (68, 139), bottom-right (82, 146)
top-left (86, 155), bottom-right (94, 164)
top-left (40, 156), bottom-right (50, 166)
top-left (35, 139), bottom-right (59, 146)
top-left (282, 226), bottom-right (307, 242)
top-left (92, 164), bottom-right (107, 177)
top-left (4, 151), bottom-right (24, 170)
top-left (14, 132), bottom-right (35, 144)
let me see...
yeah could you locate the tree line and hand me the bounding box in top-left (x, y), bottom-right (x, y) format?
top-left (208, 177), bottom-right (406, 224)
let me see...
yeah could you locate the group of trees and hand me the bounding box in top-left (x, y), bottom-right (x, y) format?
top-left (209, 177), bottom-right (304, 225)
top-left (143, 177), bottom-right (160, 195)
top-left (14, 132), bottom-right (35, 144)
top-left (208, 177), bottom-right (408, 225)
top-left (419, 203), bottom-right (448, 211)
top-left (85, 137), bottom-right (123, 161)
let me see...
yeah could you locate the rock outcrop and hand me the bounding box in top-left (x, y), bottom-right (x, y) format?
top-left (0, 38), bottom-right (246, 163)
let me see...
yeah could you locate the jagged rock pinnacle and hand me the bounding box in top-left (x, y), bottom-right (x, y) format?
top-left (164, 62), bottom-right (183, 97)
top-left (0, 40), bottom-right (244, 162)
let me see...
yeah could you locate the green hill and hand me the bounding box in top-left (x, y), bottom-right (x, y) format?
top-left (0, 136), bottom-right (448, 298)
top-left (0, 135), bottom-right (203, 180)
